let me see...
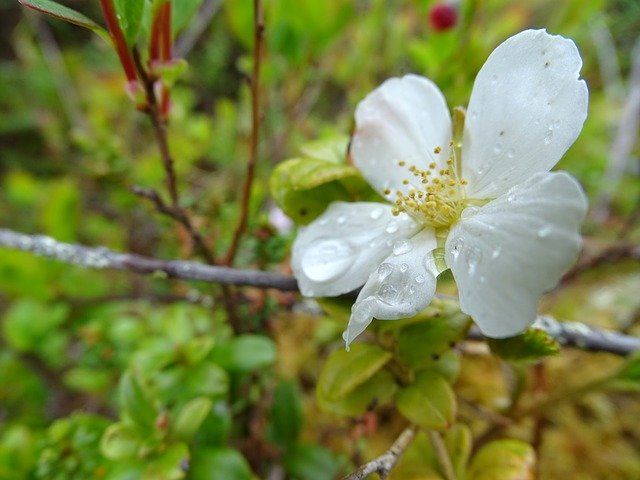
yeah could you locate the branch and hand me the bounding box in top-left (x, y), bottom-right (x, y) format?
top-left (224, 0), bottom-right (264, 265)
top-left (1, 228), bottom-right (639, 355)
top-left (343, 425), bottom-right (417, 480)
top-left (0, 228), bottom-right (297, 291)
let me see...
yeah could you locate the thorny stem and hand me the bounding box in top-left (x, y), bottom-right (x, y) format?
top-left (427, 430), bottom-right (457, 480)
top-left (343, 425), bottom-right (417, 480)
top-left (224, 0), bottom-right (264, 266)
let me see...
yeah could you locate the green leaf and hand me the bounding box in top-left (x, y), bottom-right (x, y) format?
top-left (299, 135), bottom-right (350, 164)
top-left (467, 439), bottom-right (535, 480)
top-left (189, 447), bottom-right (252, 480)
top-left (396, 371), bottom-right (456, 431)
top-left (317, 344), bottom-right (392, 402)
top-left (609, 351), bottom-right (640, 391)
top-left (283, 444), bottom-right (343, 480)
top-left (2, 299), bottom-right (68, 353)
top-left (268, 380), bottom-right (303, 450)
top-left (210, 335), bottom-right (276, 373)
top-left (397, 313), bottom-right (471, 370)
top-left (17, 0), bottom-right (110, 41)
top-left (487, 328), bottom-right (560, 362)
top-left (172, 397), bottom-right (213, 441)
top-left (119, 371), bottom-right (159, 432)
top-left (141, 442), bottom-right (189, 480)
top-left (444, 424), bottom-right (472, 479)
top-left (171, 0), bottom-right (205, 33)
top-left (114, 0), bottom-right (146, 45)
top-left (273, 157), bottom-right (358, 191)
top-left (100, 423), bottom-right (142, 460)
top-left (317, 369), bottom-right (397, 416)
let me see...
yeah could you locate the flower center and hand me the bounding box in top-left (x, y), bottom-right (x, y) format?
top-left (385, 147), bottom-right (468, 228)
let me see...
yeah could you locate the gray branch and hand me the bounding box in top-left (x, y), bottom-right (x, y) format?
top-left (1, 228), bottom-right (638, 355)
top-left (0, 228), bottom-right (298, 291)
top-left (343, 425), bottom-right (417, 480)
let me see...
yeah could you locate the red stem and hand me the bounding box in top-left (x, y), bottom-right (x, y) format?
top-left (98, 0), bottom-right (138, 83)
top-left (161, 2), bottom-right (173, 62)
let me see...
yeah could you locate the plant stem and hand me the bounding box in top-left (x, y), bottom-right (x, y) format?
top-left (223, 0), bottom-right (264, 266)
top-left (98, 0), bottom-right (138, 84)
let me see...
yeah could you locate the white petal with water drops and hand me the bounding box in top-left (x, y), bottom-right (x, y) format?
top-left (292, 202), bottom-right (421, 297)
top-left (445, 171), bottom-right (587, 337)
top-left (352, 75), bottom-right (452, 197)
top-left (462, 29), bottom-right (588, 199)
top-left (344, 229), bottom-right (438, 348)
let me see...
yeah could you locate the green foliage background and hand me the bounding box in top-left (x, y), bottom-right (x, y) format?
top-left (0, 0), bottom-right (639, 479)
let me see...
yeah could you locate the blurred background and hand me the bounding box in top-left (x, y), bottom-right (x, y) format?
top-left (0, 0), bottom-right (639, 478)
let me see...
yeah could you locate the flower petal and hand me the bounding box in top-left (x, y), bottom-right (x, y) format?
top-left (352, 74), bottom-right (452, 197)
top-left (462, 29), bottom-right (588, 199)
top-left (344, 229), bottom-right (438, 348)
top-left (445, 171), bottom-right (587, 338)
top-left (292, 202), bottom-right (421, 297)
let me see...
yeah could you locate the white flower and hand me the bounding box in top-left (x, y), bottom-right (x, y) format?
top-left (291, 29), bottom-right (589, 348)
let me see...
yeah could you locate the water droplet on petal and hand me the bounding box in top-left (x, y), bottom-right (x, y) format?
top-left (493, 142), bottom-right (503, 155)
top-left (537, 225), bottom-right (552, 238)
top-left (462, 206), bottom-right (480, 218)
top-left (385, 220), bottom-right (399, 234)
top-left (544, 126), bottom-right (554, 144)
top-left (400, 263), bottom-right (408, 272)
top-left (301, 239), bottom-right (355, 282)
top-left (377, 262), bottom-right (393, 280)
top-left (491, 246), bottom-right (502, 259)
top-left (337, 215), bottom-right (346, 225)
top-left (370, 208), bottom-right (383, 220)
top-left (415, 274), bottom-right (425, 284)
top-left (378, 284), bottom-right (399, 304)
top-left (393, 239), bottom-right (412, 256)
top-left (491, 74), bottom-right (498, 85)
top-left (507, 149), bottom-right (515, 159)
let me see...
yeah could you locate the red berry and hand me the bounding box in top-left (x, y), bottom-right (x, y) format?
top-left (429, 3), bottom-right (458, 32)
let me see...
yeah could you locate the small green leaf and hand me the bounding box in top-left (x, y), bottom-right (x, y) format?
top-left (100, 423), bottom-right (142, 460)
top-left (487, 328), bottom-right (560, 362)
top-left (467, 439), bottom-right (535, 480)
top-left (274, 157), bottom-right (358, 191)
top-left (397, 313), bottom-right (471, 370)
top-left (299, 134), bottom-right (350, 164)
top-left (141, 442), bottom-right (189, 480)
top-left (318, 369), bottom-right (397, 416)
top-left (114, 0), bottom-right (146, 45)
top-left (283, 444), bottom-right (343, 480)
top-left (444, 424), bottom-right (472, 479)
top-left (172, 397), bottom-right (213, 441)
top-left (211, 335), bottom-right (276, 373)
top-left (189, 447), bottom-right (252, 480)
top-left (396, 371), bottom-right (456, 431)
top-left (317, 344), bottom-right (392, 402)
top-left (119, 371), bottom-right (158, 432)
top-left (268, 380), bottom-right (303, 450)
top-left (18, 0), bottom-right (110, 41)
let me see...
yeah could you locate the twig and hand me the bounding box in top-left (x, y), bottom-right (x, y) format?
top-left (1, 228), bottom-right (639, 356)
top-left (0, 228), bottom-right (298, 291)
top-left (559, 243), bottom-right (640, 285)
top-left (343, 425), bottom-right (417, 480)
top-left (131, 185), bottom-right (215, 264)
top-left (224, 0), bottom-right (264, 265)
top-left (468, 316), bottom-right (640, 356)
top-left (132, 50), bottom-right (180, 207)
